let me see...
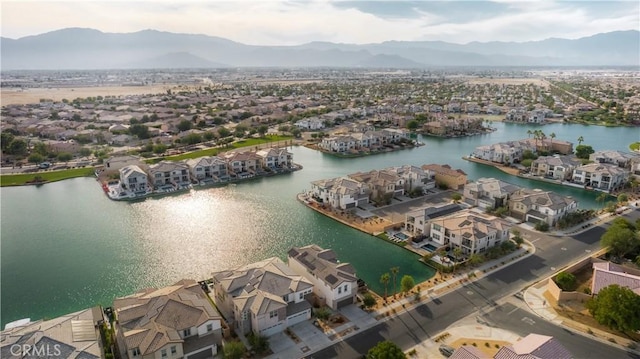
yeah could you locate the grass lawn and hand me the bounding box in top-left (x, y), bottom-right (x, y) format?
top-left (0, 167), bottom-right (95, 187)
top-left (630, 142), bottom-right (640, 151)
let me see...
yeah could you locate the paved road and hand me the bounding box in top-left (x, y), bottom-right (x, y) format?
top-left (309, 209), bottom-right (640, 359)
top-left (482, 303), bottom-right (639, 359)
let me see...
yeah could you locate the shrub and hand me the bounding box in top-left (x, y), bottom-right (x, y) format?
top-left (314, 307), bottom-right (331, 320)
top-left (362, 293), bottom-right (376, 309)
top-left (247, 333), bottom-right (269, 354)
top-left (535, 221), bottom-right (550, 232)
top-left (555, 272), bottom-right (577, 291)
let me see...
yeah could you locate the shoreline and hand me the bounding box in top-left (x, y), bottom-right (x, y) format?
top-left (462, 156), bottom-right (521, 176)
top-left (304, 141), bottom-right (423, 158)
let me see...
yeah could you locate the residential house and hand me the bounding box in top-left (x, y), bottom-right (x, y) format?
top-left (186, 156), bottom-right (228, 183)
top-left (530, 155), bottom-right (581, 181)
top-left (288, 245), bottom-right (358, 310)
top-left (505, 108), bottom-right (527, 122)
top-left (211, 257), bottom-right (313, 336)
top-left (119, 165), bottom-right (148, 193)
top-left (591, 262), bottom-right (640, 295)
top-left (224, 151), bottom-right (261, 177)
top-left (450, 346), bottom-right (490, 359)
top-left (256, 148), bottom-right (293, 169)
top-left (318, 135), bottom-right (357, 153)
top-left (294, 117), bottom-right (325, 130)
top-left (0, 307), bottom-right (105, 359)
top-left (310, 177), bottom-right (371, 210)
top-left (113, 279), bottom-right (222, 359)
top-left (404, 203), bottom-right (462, 237)
top-left (589, 150), bottom-right (640, 169)
top-left (463, 178), bottom-right (521, 209)
top-left (571, 163), bottom-right (628, 192)
top-left (528, 109), bottom-right (546, 123)
top-left (391, 165), bottom-right (436, 192)
top-left (521, 138), bottom-right (573, 155)
top-left (471, 141), bottom-right (533, 165)
top-left (508, 189), bottom-right (578, 226)
top-left (428, 209), bottom-right (512, 257)
top-left (494, 333), bottom-right (572, 359)
top-left (149, 161), bottom-right (191, 189)
top-left (349, 169), bottom-right (405, 201)
top-left (421, 164), bottom-right (468, 189)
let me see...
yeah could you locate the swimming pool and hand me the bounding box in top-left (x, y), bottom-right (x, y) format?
top-left (423, 243), bottom-right (439, 252)
top-left (394, 232), bottom-right (409, 241)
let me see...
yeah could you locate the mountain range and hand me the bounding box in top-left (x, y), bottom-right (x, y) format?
top-left (1, 28), bottom-right (638, 70)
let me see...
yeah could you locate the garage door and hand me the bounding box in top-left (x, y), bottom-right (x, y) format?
top-left (287, 309), bottom-right (310, 326)
top-left (259, 322), bottom-right (284, 337)
top-left (336, 297), bottom-right (354, 309)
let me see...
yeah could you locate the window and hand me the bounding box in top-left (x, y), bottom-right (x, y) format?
top-left (161, 349), bottom-right (167, 358)
top-left (338, 286), bottom-right (342, 294)
top-left (171, 346), bottom-right (177, 355)
top-left (269, 310), bottom-right (277, 318)
top-left (183, 328), bottom-right (191, 337)
top-left (299, 292), bottom-right (303, 300)
top-left (132, 348), bottom-right (141, 357)
top-left (344, 284), bottom-right (348, 293)
top-left (206, 323), bottom-right (213, 332)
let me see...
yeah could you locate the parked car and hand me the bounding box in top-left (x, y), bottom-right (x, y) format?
top-left (439, 344), bottom-right (455, 357)
top-left (514, 292), bottom-right (524, 300)
top-left (38, 162), bottom-right (51, 169)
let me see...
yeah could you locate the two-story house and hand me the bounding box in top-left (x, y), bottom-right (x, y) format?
top-left (463, 177), bottom-right (521, 209)
top-left (530, 155), bottom-right (581, 181)
top-left (421, 164), bottom-right (468, 190)
top-left (119, 165), bottom-right (148, 193)
top-left (288, 245), bottom-right (358, 310)
top-left (572, 163), bottom-right (629, 192)
top-left (508, 189), bottom-right (578, 226)
top-left (211, 257), bottom-right (313, 337)
top-left (428, 210), bottom-right (512, 257)
top-left (148, 161), bottom-right (191, 189)
top-left (113, 279), bottom-right (223, 359)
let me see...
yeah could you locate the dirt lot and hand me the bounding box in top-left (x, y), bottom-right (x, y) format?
top-left (465, 78), bottom-right (549, 88)
top-left (1, 85), bottom-right (185, 105)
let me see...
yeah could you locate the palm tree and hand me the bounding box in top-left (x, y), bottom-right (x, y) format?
top-left (390, 266), bottom-right (400, 297)
top-left (452, 247), bottom-right (463, 272)
top-left (380, 273), bottom-right (390, 300)
top-left (577, 136), bottom-right (584, 145)
top-left (550, 132), bottom-right (556, 149)
top-left (527, 129), bottom-right (533, 138)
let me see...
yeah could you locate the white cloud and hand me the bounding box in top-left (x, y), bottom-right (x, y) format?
top-left (1, 0), bottom-right (637, 44)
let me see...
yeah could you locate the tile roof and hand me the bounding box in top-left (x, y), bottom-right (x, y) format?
top-left (289, 245), bottom-right (358, 289)
top-left (494, 334), bottom-right (572, 359)
top-left (450, 345), bottom-right (491, 359)
top-left (591, 262), bottom-right (640, 295)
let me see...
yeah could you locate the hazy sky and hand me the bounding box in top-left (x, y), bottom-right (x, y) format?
top-left (2, 1), bottom-right (638, 45)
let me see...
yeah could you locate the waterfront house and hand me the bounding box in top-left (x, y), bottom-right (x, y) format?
top-left (591, 262), bottom-right (640, 295)
top-left (318, 135), bottom-right (357, 153)
top-left (294, 117), bottom-right (325, 130)
top-left (521, 138), bottom-right (573, 155)
top-left (223, 151), bottom-right (261, 177)
top-left (421, 164), bottom-right (468, 189)
top-left (428, 209), bottom-right (512, 257)
top-left (508, 189), bottom-right (578, 226)
top-left (463, 178), bottom-right (522, 209)
top-left (256, 148), bottom-right (293, 169)
top-left (149, 161), bottom-right (191, 189)
top-left (571, 163), bottom-right (628, 192)
top-left (288, 245), bottom-right (358, 310)
top-left (404, 203), bottom-right (462, 237)
top-left (530, 155), bottom-right (581, 181)
top-left (310, 177), bottom-right (371, 210)
top-left (113, 279), bottom-right (222, 359)
top-left (186, 156), bottom-right (228, 183)
top-left (392, 165), bottom-right (436, 192)
top-left (210, 257), bottom-right (313, 337)
top-left (349, 169), bottom-right (405, 200)
top-left (471, 141), bottom-right (532, 165)
top-left (119, 165), bottom-right (148, 193)
top-left (0, 307), bottom-right (105, 359)
top-left (494, 333), bottom-right (572, 359)
top-left (589, 150), bottom-right (639, 169)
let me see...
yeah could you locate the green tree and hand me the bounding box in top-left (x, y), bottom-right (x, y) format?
top-left (177, 119), bottom-right (193, 132)
top-left (575, 144), bottom-right (595, 159)
top-left (79, 147), bottom-right (92, 157)
top-left (203, 131), bottom-right (215, 141)
top-left (577, 136), bottom-right (584, 145)
top-left (362, 292), bottom-right (376, 309)
top-left (218, 127), bottom-right (232, 138)
top-left (469, 253), bottom-right (484, 266)
top-left (153, 144), bottom-right (167, 154)
top-left (247, 333), bottom-right (269, 355)
top-left (451, 193), bottom-right (462, 203)
top-left (366, 340), bottom-right (407, 359)
top-left (617, 193), bottom-right (628, 203)
top-left (129, 124), bottom-right (150, 139)
top-left (223, 340), bottom-right (246, 359)
top-left (380, 273), bottom-right (390, 300)
top-left (182, 133), bottom-right (203, 145)
top-left (555, 272), bottom-right (577, 291)
top-left (257, 125), bottom-right (269, 137)
top-left (586, 284), bottom-right (640, 333)
top-left (291, 128), bottom-right (302, 138)
top-left (601, 221), bottom-right (639, 258)
top-left (28, 153), bottom-right (45, 164)
top-left (390, 267), bottom-right (400, 297)
top-left (400, 275), bottom-right (415, 294)
top-left (7, 138), bottom-right (28, 156)
top-left (57, 152), bottom-right (73, 162)
top-left (1, 132), bottom-right (15, 152)
top-left (406, 120), bottom-right (419, 131)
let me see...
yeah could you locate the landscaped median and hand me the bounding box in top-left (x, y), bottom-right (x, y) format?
top-left (0, 167), bottom-right (96, 187)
